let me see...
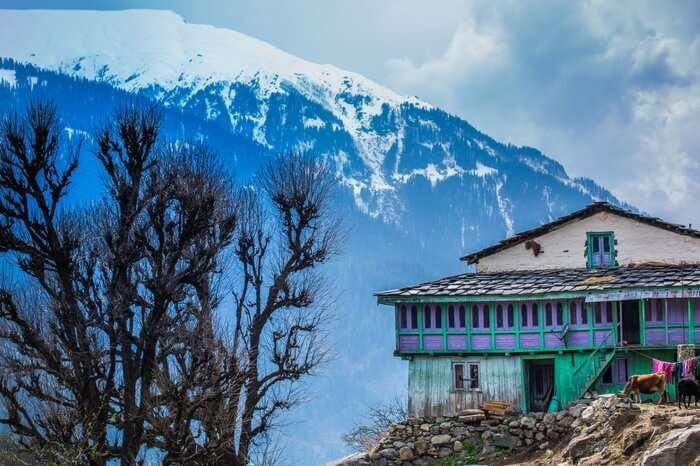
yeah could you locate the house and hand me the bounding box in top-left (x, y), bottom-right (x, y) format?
top-left (376, 202), bottom-right (700, 416)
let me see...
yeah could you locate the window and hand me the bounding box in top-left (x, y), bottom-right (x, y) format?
top-left (570, 302), bottom-right (578, 325)
top-left (448, 304), bottom-right (466, 329)
top-left (423, 304), bottom-right (442, 330)
top-left (399, 305), bottom-right (418, 330)
top-left (468, 363), bottom-right (480, 390)
top-left (556, 302), bottom-right (563, 326)
top-left (453, 362), bottom-right (480, 391)
top-left (472, 304), bottom-right (490, 329)
top-left (594, 302), bottom-right (603, 324)
top-left (587, 232), bottom-right (615, 268)
top-left (507, 304), bottom-right (514, 327)
top-left (521, 303), bottom-right (529, 327)
top-left (581, 304), bottom-right (588, 325)
top-left (656, 300), bottom-right (663, 322)
top-left (602, 358), bottom-right (628, 385)
top-left (569, 301), bottom-right (588, 326)
top-left (545, 303), bottom-right (553, 326)
top-left (453, 362), bottom-right (465, 391)
top-left (496, 303), bottom-right (515, 329)
top-left (532, 303), bottom-right (539, 326)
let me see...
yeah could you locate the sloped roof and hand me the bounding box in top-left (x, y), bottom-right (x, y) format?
top-left (461, 202), bottom-right (700, 264)
top-left (376, 264), bottom-right (700, 298)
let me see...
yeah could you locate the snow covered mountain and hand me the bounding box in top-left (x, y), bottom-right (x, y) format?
top-left (0, 9), bottom-right (633, 465)
top-left (0, 9), bottom-right (627, 230)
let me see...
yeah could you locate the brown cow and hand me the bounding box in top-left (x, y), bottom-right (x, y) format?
top-left (622, 372), bottom-right (668, 404)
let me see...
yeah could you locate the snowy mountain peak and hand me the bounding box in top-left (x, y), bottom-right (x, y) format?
top-left (0, 9), bottom-right (627, 228)
top-left (0, 9), bottom-right (412, 105)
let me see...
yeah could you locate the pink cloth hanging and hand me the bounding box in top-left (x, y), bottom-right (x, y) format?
top-left (652, 358), bottom-right (674, 380)
top-left (683, 358), bottom-right (696, 378)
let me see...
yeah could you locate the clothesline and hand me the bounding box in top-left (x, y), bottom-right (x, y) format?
top-left (652, 355), bottom-right (700, 382)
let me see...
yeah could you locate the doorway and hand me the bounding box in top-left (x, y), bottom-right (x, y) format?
top-left (527, 359), bottom-right (554, 412)
top-left (620, 300), bottom-right (640, 345)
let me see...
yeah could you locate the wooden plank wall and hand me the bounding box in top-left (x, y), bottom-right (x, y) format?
top-left (408, 355), bottom-right (521, 417)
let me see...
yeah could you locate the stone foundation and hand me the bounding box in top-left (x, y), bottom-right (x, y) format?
top-left (364, 400), bottom-right (604, 466)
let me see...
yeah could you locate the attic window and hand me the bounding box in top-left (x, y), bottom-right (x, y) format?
top-left (587, 232), bottom-right (615, 268)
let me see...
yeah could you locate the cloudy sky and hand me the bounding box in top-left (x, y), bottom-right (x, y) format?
top-left (4, 0), bottom-right (700, 225)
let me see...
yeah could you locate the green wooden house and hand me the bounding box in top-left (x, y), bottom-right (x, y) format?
top-left (376, 202), bottom-right (700, 415)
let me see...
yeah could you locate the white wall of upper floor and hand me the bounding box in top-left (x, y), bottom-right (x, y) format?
top-left (475, 211), bottom-right (700, 272)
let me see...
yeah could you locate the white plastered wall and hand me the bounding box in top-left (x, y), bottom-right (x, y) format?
top-left (475, 212), bottom-right (700, 272)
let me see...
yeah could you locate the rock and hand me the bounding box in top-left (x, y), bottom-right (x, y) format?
top-left (440, 421), bottom-right (453, 430)
top-left (453, 440), bottom-right (463, 451)
top-left (543, 413), bottom-right (557, 425)
top-left (520, 416), bottom-right (537, 429)
top-left (568, 404), bottom-right (588, 418)
top-left (539, 441), bottom-right (550, 450)
top-left (420, 423), bottom-right (431, 432)
top-left (493, 434), bottom-right (517, 449)
top-left (581, 406), bottom-right (596, 422)
top-left (563, 433), bottom-right (599, 461)
top-left (378, 448), bottom-right (396, 458)
top-left (535, 432), bottom-right (546, 442)
top-left (398, 446), bottom-right (414, 461)
top-left (459, 414), bottom-right (485, 423)
top-left (437, 447), bottom-right (452, 458)
top-left (670, 416), bottom-right (694, 428)
top-left (414, 439), bottom-right (429, 455)
top-left (458, 408), bottom-right (485, 416)
top-left (431, 434), bottom-right (452, 445)
top-left (641, 426), bottom-right (700, 466)
top-left (508, 420), bottom-right (520, 428)
top-left (622, 427), bottom-right (653, 456)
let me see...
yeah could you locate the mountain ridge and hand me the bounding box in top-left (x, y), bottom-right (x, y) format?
top-left (0, 8), bottom-right (629, 227)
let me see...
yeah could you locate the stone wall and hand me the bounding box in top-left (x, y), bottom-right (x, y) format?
top-left (363, 401), bottom-right (594, 466)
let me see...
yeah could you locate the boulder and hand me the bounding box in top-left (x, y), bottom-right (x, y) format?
top-left (493, 433), bottom-right (517, 449)
top-left (398, 446), bottom-right (414, 461)
top-left (641, 426), bottom-right (700, 466)
top-left (414, 439), bottom-right (429, 455)
top-left (431, 434), bottom-right (452, 445)
top-left (670, 416), bottom-right (694, 428)
top-left (378, 448), bottom-right (396, 459)
top-left (520, 416), bottom-right (537, 429)
top-left (563, 432), bottom-right (599, 461)
top-left (581, 406), bottom-right (596, 422)
top-left (453, 440), bottom-right (463, 451)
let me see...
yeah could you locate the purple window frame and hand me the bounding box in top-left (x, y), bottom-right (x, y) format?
top-left (447, 304), bottom-right (466, 330)
top-left (645, 299), bottom-right (665, 323)
top-left (398, 304), bottom-right (419, 330)
top-left (496, 303), bottom-right (515, 329)
top-left (471, 303), bottom-right (490, 330)
top-left (423, 304), bottom-right (442, 330)
top-left (568, 300), bottom-right (587, 327)
top-left (602, 358), bottom-right (628, 385)
top-left (520, 302), bottom-right (539, 329)
top-left (593, 302), bottom-right (613, 325)
top-left (544, 301), bottom-right (564, 328)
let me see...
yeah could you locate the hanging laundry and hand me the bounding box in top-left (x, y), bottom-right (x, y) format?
top-left (652, 358), bottom-right (675, 381)
top-left (682, 357), bottom-right (696, 378)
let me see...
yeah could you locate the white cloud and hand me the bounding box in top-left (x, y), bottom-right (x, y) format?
top-left (381, 1), bottom-right (700, 225)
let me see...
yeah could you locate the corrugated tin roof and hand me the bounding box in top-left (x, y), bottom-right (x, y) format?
top-left (376, 264), bottom-right (700, 298)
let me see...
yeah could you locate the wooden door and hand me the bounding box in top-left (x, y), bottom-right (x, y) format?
top-left (528, 360), bottom-right (554, 412)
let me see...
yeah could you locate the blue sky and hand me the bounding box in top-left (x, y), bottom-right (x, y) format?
top-left (3, 0), bottom-right (700, 226)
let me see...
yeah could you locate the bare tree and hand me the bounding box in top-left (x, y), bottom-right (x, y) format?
top-left (343, 397), bottom-right (407, 452)
top-left (0, 101), bottom-right (342, 466)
